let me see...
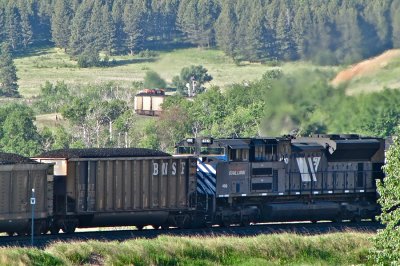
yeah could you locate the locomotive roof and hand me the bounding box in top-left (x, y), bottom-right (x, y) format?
top-left (217, 139), bottom-right (250, 149)
top-left (0, 152), bottom-right (39, 165)
top-left (36, 148), bottom-right (171, 159)
top-left (291, 143), bottom-right (325, 152)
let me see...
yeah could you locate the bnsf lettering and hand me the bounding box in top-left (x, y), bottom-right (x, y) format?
top-left (181, 162), bottom-right (186, 175)
top-left (172, 162), bottom-right (177, 175)
top-left (162, 162), bottom-right (168, 175)
top-left (153, 162), bottom-right (180, 176)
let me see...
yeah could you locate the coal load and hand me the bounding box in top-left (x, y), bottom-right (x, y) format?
top-left (0, 152), bottom-right (38, 165)
top-left (37, 148), bottom-right (171, 159)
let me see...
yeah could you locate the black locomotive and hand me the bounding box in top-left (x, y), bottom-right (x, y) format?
top-left (176, 134), bottom-right (385, 226)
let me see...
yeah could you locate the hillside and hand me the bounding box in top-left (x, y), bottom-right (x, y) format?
top-left (14, 47), bottom-right (331, 98)
top-left (331, 49), bottom-right (400, 94)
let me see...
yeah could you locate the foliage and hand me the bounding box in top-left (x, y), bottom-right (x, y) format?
top-left (34, 81), bottom-right (71, 113)
top-left (0, 233), bottom-right (373, 265)
top-left (173, 65), bottom-right (213, 96)
top-left (0, 42), bottom-right (19, 97)
top-left (1, 0), bottom-right (399, 65)
top-left (0, 104), bottom-right (41, 156)
top-left (77, 49), bottom-right (101, 68)
top-left (143, 71), bottom-right (166, 89)
top-left (369, 131), bottom-right (400, 265)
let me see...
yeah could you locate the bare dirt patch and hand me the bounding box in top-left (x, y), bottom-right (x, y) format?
top-left (331, 49), bottom-right (400, 86)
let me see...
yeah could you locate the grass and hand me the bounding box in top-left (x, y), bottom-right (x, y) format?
top-left (0, 232), bottom-right (374, 265)
top-left (14, 46), bottom-right (337, 98)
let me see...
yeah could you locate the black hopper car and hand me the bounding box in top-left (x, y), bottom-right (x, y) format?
top-left (176, 134), bottom-right (385, 226)
top-left (0, 134), bottom-right (387, 236)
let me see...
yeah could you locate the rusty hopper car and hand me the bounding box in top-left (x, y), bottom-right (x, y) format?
top-left (0, 153), bottom-right (53, 236)
top-left (34, 148), bottom-right (197, 233)
top-left (176, 135), bottom-right (385, 226)
top-left (134, 89), bottom-right (167, 116)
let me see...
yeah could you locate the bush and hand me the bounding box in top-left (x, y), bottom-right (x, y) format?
top-left (77, 50), bottom-right (101, 68)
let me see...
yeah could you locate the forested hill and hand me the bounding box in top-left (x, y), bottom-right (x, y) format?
top-left (0, 0), bottom-right (399, 65)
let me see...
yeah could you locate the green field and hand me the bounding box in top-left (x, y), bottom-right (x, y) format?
top-left (0, 232), bottom-right (373, 265)
top-left (14, 47), bottom-right (335, 98)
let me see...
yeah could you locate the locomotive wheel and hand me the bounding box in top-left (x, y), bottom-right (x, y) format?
top-left (50, 226), bottom-right (60, 235)
top-left (152, 225), bottom-right (160, 230)
top-left (161, 224), bottom-right (169, 230)
top-left (62, 222), bottom-right (76, 234)
top-left (351, 215), bottom-right (361, 223)
top-left (6, 232), bottom-right (14, 236)
top-left (136, 225), bottom-right (144, 231)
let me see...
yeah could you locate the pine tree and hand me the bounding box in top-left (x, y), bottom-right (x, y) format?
top-left (0, 43), bottom-right (19, 97)
top-left (215, 1), bottom-right (237, 57)
top-left (5, 3), bottom-right (21, 50)
top-left (69, 0), bottom-right (93, 56)
top-left (51, 0), bottom-right (72, 51)
top-left (0, 7), bottom-right (6, 44)
top-left (123, 1), bottom-right (144, 55)
top-left (101, 4), bottom-right (116, 55)
top-left (177, 0), bottom-right (219, 47)
top-left (86, 0), bottom-right (103, 53)
top-left (111, 0), bottom-right (126, 54)
top-left (18, 1), bottom-right (33, 49)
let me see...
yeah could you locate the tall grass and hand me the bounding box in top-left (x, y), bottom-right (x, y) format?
top-left (0, 232), bottom-right (373, 265)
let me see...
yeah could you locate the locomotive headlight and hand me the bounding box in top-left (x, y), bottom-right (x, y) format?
top-left (201, 138), bottom-right (213, 144)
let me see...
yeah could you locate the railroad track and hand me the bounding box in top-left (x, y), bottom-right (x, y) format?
top-left (0, 221), bottom-right (383, 248)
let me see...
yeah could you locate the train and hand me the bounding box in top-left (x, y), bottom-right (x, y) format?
top-left (0, 134), bottom-right (386, 236)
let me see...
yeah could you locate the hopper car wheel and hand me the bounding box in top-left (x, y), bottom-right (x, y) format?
top-left (136, 225), bottom-right (144, 231)
top-left (16, 230), bottom-right (27, 236)
top-left (6, 232), bottom-right (14, 236)
top-left (152, 225), bottom-right (160, 230)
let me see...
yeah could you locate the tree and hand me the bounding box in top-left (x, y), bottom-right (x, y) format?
top-left (69, 0), bottom-right (92, 56)
top-left (172, 65), bottom-right (213, 96)
top-left (51, 0), bottom-right (72, 51)
top-left (18, 1), bottom-right (33, 49)
top-left (101, 3), bottom-right (116, 55)
top-left (123, 1), bottom-right (144, 55)
top-left (4, 3), bottom-right (21, 50)
top-left (0, 42), bottom-right (19, 97)
top-left (177, 0), bottom-right (219, 47)
top-left (370, 130), bottom-right (400, 264)
top-left (143, 70), bottom-right (166, 89)
top-left (0, 104), bottom-right (41, 156)
top-left (215, 1), bottom-right (237, 57)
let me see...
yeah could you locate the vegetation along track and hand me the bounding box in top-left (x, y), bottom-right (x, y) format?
top-left (0, 221), bottom-right (382, 248)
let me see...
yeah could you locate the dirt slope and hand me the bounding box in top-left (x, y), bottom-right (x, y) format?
top-left (331, 49), bottom-right (400, 86)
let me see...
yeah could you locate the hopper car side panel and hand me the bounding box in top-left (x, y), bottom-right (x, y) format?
top-left (0, 164), bottom-right (52, 234)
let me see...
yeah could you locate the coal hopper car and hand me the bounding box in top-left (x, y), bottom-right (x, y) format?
top-left (0, 153), bottom-right (53, 236)
top-left (34, 148), bottom-right (197, 233)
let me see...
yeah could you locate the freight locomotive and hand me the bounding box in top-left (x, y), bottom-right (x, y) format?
top-left (0, 134), bottom-right (386, 236)
top-left (175, 134), bottom-right (385, 226)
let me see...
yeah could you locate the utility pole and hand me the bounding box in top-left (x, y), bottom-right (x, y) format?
top-left (31, 188), bottom-right (36, 246)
